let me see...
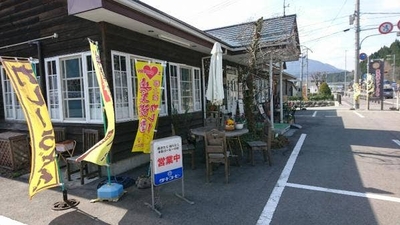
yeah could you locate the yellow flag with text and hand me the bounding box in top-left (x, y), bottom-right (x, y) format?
top-left (132, 62), bottom-right (163, 153)
top-left (76, 40), bottom-right (115, 166)
top-left (0, 58), bottom-right (59, 199)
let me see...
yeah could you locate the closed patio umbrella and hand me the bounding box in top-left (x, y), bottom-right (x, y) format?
top-left (206, 42), bottom-right (224, 127)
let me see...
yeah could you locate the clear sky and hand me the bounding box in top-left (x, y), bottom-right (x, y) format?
top-left (141, 0), bottom-right (400, 71)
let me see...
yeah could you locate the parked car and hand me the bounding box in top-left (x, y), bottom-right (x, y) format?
top-left (383, 88), bottom-right (394, 99)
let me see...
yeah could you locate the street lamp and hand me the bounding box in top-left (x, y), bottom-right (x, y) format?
top-left (386, 54), bottom-right (396, 82)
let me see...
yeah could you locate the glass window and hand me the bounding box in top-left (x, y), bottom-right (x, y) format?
top-left (0, 64), bottom-right (40, 121)
top-left (45, 53), bottom-right (102, 123)
top-left (194, 69), bottom-right (201, 111)
top-left (226, 73), bottom-right (239, 114)
top-left (86, 55), bottom-right (102, 121)
top-left (46, 59), bottom-right (60, 120)
top-left (112, 54), bottom-right (130, 121)
top-left (169, 63), bottom-right (201, 114)
top-left (180, 67), bottom-right (193, 111)
top-left (112, 51), bottom-right (168, 122)
top-left (170, 65), bottom-right (179, 113)
top-left (61, 57), bottom-right (85, 119)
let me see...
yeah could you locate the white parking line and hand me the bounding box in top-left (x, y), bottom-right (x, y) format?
top-left (312, 111), bottom-right (317, 117)
top-left (286, 183), bottom-right (400, 203)
top-left (256, 134), bottom-right (307, 225)
top-left (353, 111), bottom-right (364, 118)
top-left (393, 139), bottom-right (400, 147)
top-left (0, 216), bottom-right (26, 225)
top-left (257, 133), bottom-right (400, 225)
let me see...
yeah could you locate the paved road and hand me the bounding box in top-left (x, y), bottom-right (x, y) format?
top-left (2, 95), bottom-right (400, 225)
top-left (265, 96), bottom-right (400, 225)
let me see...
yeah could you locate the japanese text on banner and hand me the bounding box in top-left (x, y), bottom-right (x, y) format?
top-left (76, 40), bottom-right (116, 166)
top-left (1, 59), bottom-right (59, 199)
top-left (132, 62), bottom-right (163, 153)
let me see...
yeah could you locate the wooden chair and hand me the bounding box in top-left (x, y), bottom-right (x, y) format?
top-left (246, 119), bottom-right (273, 166)
top-left (204, 129), bottom-right (230, 183)
top-left (54, 127), bottom-right (66, 143)
top-left (66, 129), bottom-right (102, 185)
top-left (172, 124), bottom-right (196, 170)
top-left (53, 127), bottom-right (75, 163)
top-left (205, 116), bottom-right (219, 128)
top-left (56, 140), bottom-right (76, 164)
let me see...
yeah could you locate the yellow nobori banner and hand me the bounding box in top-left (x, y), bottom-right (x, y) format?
top-left (0, 58), bottom-right (59, 199)
top-left (76, 40), bottom-right (115, 166)
top-left (132, 61), bottom-right (163, 153)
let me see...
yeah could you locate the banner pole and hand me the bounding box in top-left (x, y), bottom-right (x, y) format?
top-left (94, 39), bottom-right (111, 185)
top-left (89, 38), bottom-right (123, 202)
top-left (102, 99), bottom-right (111, 185)
top-left (52, 153), bottom-right (80, 210)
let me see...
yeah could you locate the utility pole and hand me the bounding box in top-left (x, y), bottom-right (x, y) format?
top-left (300, 55), bottom-right (304, 97)
top-left (299, 45), bottom-right (313, 99)
top-left (353, 0), bottom-right (360, 109)
top-left (283, 0), bottom-right (289, 16)
top-left (344, 50), bottom-right (347, 93)
top-left (283, 0), bottom-right (286, 16)
top-left (393, 54), bottom-right (396, 82)
top-left (386, 54), bottom-right (396, 82)
top-left (305, 48), bottom-right (313, 99)
top-left (366, 55), bottom-right (370, 110)
top-left (306, 52), bottom-right (309, 99)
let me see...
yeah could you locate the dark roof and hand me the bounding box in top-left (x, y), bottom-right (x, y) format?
top-left (68, 0), bottom-right (299, 62)
top-left (205, 14), bottom-right (299, 49)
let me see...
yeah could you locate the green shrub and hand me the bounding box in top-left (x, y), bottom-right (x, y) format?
top-left (308, 93), bottom-right (334, 101)
top-left (288, 96), bottom-right (303, 101)
top-left (319, 82), bottom-right (331, 96)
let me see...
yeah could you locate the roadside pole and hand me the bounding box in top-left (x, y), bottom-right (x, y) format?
top-left (353, 0), bottom-right (360, 109)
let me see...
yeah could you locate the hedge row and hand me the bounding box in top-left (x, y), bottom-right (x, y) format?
top-left (288, 100), bottom-right (335, 108)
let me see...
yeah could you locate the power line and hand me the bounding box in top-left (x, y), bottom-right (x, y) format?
top-left (298, 15), bottom-right (349, 29)
top-left (302, 29), bottom-right (352, 44)
top-left (328, 0), bottom-right (348, 27)
top-left (361, 12), bottom-right (400, 15)
top-left (185, 0), bottom-right (242, 20)
top-left (299, 13), bottom-right (398, 44)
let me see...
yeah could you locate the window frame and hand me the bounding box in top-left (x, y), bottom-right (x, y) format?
top-left (111, 51), bottom-right (168, 122)
top-left (0, 60), bottom-right (39, 121)
top-left (45, 52), bottom-right (102, 123)
top-left (169, 63), bottom-right (202, 114)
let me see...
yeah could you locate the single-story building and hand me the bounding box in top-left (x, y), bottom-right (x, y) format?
top-left (0, 0), bottom-right (300, 174)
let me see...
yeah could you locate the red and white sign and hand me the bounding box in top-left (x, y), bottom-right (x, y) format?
top-left (378, 22), bottom-right (393, 34)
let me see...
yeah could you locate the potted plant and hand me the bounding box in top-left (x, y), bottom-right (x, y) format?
top-left (234, 114), bottom-right (246, 129)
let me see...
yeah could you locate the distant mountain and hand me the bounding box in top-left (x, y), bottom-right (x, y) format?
top-left (284, 59), bottom-right (345, 78)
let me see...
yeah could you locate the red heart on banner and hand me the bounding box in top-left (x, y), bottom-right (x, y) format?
top-left (143, 65), bottom-right (158, 79)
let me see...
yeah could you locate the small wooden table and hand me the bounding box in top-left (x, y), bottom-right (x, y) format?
top-left (191, 127), bottom-right (249, 138)
top-left (191, 127), bottom-right (249, 164)
top-left (55, 139), bottom-right (76, 163)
